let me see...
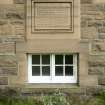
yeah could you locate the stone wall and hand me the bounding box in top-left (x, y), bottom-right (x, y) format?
top-left (81, 0), bottom-right (105, 86)
top-left (0, 0), bottom-right (105, 95)
top-left (0, 0), bottom-right (25, 86)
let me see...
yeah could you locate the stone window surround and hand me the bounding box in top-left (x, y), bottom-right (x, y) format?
top-left (8, 40), bottom-right (98, 88)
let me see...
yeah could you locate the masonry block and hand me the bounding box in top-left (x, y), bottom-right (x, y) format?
top-left (0, 55), bottom-right (17, 67)
top-left (89, 67), bottom-right (105, 75)
top-left (0, 77), bottom-right (8, 85)
top-left (90, 41), bottom-right (105, 55)
top-left (0, 42), bottom-right (15, 54)
top-left (99, 77), bottom-right (105, 85)
top-left (79, 75), bottom-right (98, 86)
top-left (81, 0), bottom-right (92, 4)
top-left (14, 0), bottom-right (25, 4)
top-left (0, 67), bottom-right (17, 76)
top-left (81, 27), bottom-right (97, 39)
top-left (0, 4), bottom-right (25, 39)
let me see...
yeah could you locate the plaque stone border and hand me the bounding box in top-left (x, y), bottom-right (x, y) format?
top-left (31, 0), bottom-right (74, 33)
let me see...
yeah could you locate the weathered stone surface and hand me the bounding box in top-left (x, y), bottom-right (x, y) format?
top-left (0, 0), bottom-right (104, 90)
top-left (99, 33), bottom-right (105, 39)
top-left (89, 67), bottom-right (105, 75)
top-left (91, 41), bottom-right (105, 53)
top-left (0, 42), bottom-right (15, 54)
top-left (14, 0), bottom-right (25, 4)
top-left (98, 28), bottom-right (105, 33)
top-left (89, 60), bottom-right (105, 67)
top-left (0, 77), bottom-right (8, 85)
top-left (0, 0), bottom-right (13, 4)
top-left (81, 0), bottom-right (92, 4)
top-left (0, 5), bottom-right (24, 19)
top-left (88, 20), bottom-right (104, 27)
top-left (86, 87), bottom-right (102, 95)
top-left (81, 1), bottom-right (105, 87)
top-left (0, 67), bottom-right (17, 76)
top-left (81, 27), bottom-right (97, 39)
top-left (99, 77), bottom-right (105, 85)
top-left (0, 5), bottom-right (24, 38)
top-left (0, 55), bottom-right (17, 67)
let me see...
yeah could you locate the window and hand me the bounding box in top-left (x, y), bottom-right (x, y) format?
top-left (28, 54), bottom-right (77, 83)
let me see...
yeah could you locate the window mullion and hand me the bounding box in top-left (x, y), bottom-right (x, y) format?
top-left (40, 55), bottom-right (42, 76)
top-left (51, 54), bottom-right (55, 81)
top-left (63, 55), bottom-right (65, 76)
top-left (50, 55), bottom-right (52, 80)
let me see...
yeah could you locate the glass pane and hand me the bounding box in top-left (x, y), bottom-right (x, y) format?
top-left (55, 55), bottom-right (63, 65)
top-left (55, 66), bottom-right (63, 76)
top-left (32, 66), bottom-right (40, 76)
top-left (65, 55), bottom-right (73, 64)
top-left (42, 55), bottom-right (50, 64)
top-left (65, 66), bottom-right (73, 76)
top-left (42, 66), bottom-right (50, 76)
top-left (32, 55), bottom-right (40, 64)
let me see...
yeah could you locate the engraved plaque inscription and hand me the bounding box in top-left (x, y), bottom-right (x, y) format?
top-left (31, 1), bottom-right (73, 33)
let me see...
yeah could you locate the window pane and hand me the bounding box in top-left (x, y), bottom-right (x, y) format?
top-left (65, 66), bottom-right (73, 76)
top-left (42, 66), bottom-right (50, 76)
top-left (65, 55), bottom-right (73, 64)
top-left (55, 55), bottom-right (63, 64)
top-left (32, 66), bottom-right (40, 76)
top-left (32, 55), bottom-right (40, 64)
top-left (42, 55), bottom-right (50, 64)
top-left (55, 66), bottom-right (63, 76)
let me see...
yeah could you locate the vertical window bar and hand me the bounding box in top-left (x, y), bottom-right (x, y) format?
top-left (63, 55), bottom-right (65, 76)
top-left (40, 55), bottom-right (42, 76)
top-left (52, 54), bottom-right (55, 79)
top-left (50, 54), bottom-right (53, 80)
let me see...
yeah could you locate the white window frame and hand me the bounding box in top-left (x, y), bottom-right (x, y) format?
top-left (28, 54), bottom-right (77, 83)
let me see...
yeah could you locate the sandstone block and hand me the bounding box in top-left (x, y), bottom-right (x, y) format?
top-left (14, 0), bottom-right (25, 4)
top-left (81, 0), bottom-right (92, 4)
top-left (0, 42), bottom-right (15, 54)
top-left (0, 55), bottom-right (17, 67)
top-left (98, 28), bottom-right (105, 33)
top-left (79, 75), bottom-right (98, 86)
top-left (0, 67), bottom-right (17, 76)
top-left (0, 77), bottom-right (8, 85)
top-left (88, 60), bottom-right (105, 67)
top-left (88, 20), bottom-right (103, 27)
top-left (99, 33), bottom-right (105, 39)
top-left (99, 77), bottom-right (105, 85)
top-left (86, 87), bottom-right (102, 95)
top-left (0, 0), bottom-right (13, 4)
top-left (91, 42), bottom-right (105, 52)
top-left (93, 0), bottom-right (105, 4)
top-left (81, 27), bottom-right (97, 39)
top-left (0, 5), bottom-right (24, 38)
top-left (89, 67), bottom-right (105, 75)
